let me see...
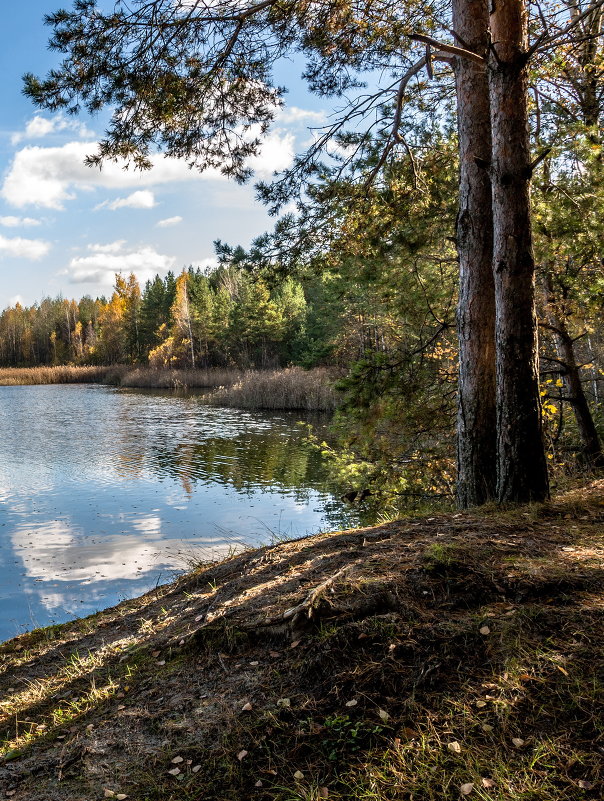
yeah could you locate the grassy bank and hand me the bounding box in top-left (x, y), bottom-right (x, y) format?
top-left (1, 483), bottom-right (603, 800)
top-left (0, 366), bottom-right (339, 410)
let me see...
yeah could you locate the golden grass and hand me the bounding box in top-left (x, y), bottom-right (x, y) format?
top-left (118, 366), bottom-right (245, 389)
top-left (205, 366), bottom-right (341, 411)
top-left (0, 366), bottom-right (335, 412)
top-left (0, 365), bottom-right (127, 385)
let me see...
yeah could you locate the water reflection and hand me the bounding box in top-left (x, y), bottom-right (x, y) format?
top-left (0, 385), bottom-right (363, 641)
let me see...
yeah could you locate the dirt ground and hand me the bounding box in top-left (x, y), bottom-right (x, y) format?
top-left (1, 482), bottom-right (603, 800)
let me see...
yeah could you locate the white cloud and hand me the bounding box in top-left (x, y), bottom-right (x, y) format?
top-left (98, 190), bottom-right (156, 211)
top-left (88, 240), bottom-right (127, 254)
top-left (0, 216), bottom-right (41, 228)
top-left (11, 115), bottom-right (93, 145)
top-left (276, 106), bottom-right (327, 125)
top-left (156, 215), bottom-right (183, 227)
top-left (0, 234), bottom-right (51, 260)
top-left (2, 130), bottom-right (295, 209)
top-left (65, 241), bottom-right (176, 287)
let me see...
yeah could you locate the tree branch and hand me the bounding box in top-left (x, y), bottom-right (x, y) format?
top-left (408, 33), bottom-right (485, 64)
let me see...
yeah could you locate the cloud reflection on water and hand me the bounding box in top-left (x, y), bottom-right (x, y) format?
top-left (0, 385), bottom-right (361, 640)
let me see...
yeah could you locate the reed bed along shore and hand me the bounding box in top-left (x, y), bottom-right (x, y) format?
top-left (0, 365), bottom-right (126, 385)
top-left (118, 366), bottom-right (246, 389)
top-left (0, 365), bottom-right (245, 389)
top-left (0, 365), bottom-right (340, 411)
top-left (205, 366), bottom-right (341, 411)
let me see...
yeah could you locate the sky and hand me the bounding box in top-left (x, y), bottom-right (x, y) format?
top-left (0, 2), bottom-right (328, 308)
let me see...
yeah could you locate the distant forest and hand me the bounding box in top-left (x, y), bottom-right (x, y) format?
top-left (0, 264), bottom-right (373, 370)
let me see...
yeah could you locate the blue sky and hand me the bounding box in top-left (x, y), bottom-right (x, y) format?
top-left (0, 2), bottom-right (327, 308)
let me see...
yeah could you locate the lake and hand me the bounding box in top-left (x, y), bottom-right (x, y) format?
top-left (0, 384), bottom-right (364, 642)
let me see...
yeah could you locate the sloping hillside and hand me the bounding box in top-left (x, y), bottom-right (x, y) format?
top-left (1, 483), bottom-right (603, 800)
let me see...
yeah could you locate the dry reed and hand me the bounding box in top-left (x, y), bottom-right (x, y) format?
top-left (118, 367), bottom-right (245, 389)
top-left (0, 365), bottom-right (127, 385)
top-left (0, 365), bottom-right (341, 410)
top-left (204, 367), bottom-right (341, 411)
top-left (0, 365), bottom-right (244, 388)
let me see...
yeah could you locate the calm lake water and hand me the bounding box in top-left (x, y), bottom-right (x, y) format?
top-left (0, 384), bottom-right (364, 642)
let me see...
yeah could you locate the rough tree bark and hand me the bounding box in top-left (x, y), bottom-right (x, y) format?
top-left (453, 0), bottom-right (497, 507)
top-left (489, 0), bottom-right (550, 502)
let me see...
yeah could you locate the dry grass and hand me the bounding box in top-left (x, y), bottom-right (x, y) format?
top-left (0, 366), bottom-right (128, 385)
top-left (0, 367), bottom-right (336, 412)
top-left (205, 367), bottom-right (342, 411)
top-left (118, 367), bottom-right (245, 389)
top-left (1, 481), bottom-right (603, 800)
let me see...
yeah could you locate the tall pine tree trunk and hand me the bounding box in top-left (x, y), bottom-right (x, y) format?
top-left (489, 0), bottom-right (549, 502)
top-left (453, 0), bottom-right (497, 507)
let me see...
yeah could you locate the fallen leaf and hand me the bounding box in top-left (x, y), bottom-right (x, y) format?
top-left (448, 741), bottom-right (462, 754)
top-left (117, 705), bottom-right (126, 711)
top-left (151, 650), bottom-right (160, 657)
top-left (476, 700), bottom-right (487, 708)
top-left (345, 699), bottom-right (358, 708)
top-left (357, 633), bottom-right (368, 640)
top-left (557, 665), bottom-right (569, 677)
top-left (277, 698), bottom-right (291, 708)
top-left (255, 780), bottom-right (263, 787)
top-left (103, 791), bottom-right (116, 799)
top-left (294, 770), bottom-right (305, 780)
top-left (482, 724), bottom-right (494, 732)
top-left (378, 709), bottom-right (390, 721)
top-left (481, 778), bottom-right (496, 789)
top-left (168, 767), bottom-right (181, 776)
top-left (249, 661), bottom-right (259, 666)
top-left (237, 750), bottom-right (249, 761)
top-left (194, 615), bottom-right (203, 622)
top-left (192, 765), bottom-right (201, 773)
top-left (269, 651), bottom-right (280, 658)
top-left (319, 788), bottom-right (329, 798)
top-left (241, 702), bottom-right (253, 712)
top-left (479, 626), bottom-right (491, 635)
top-left (291, 640), bottom-right (301, 648)
top-left (512, 738), bottom-right (525, 748)
top-left (116, 795), bottom-right (128, 800)
top-left (156, 660), bottom-right (166, 666)
top-left (403, 727), bottom-right (419, 739)
top-left (460, 783), bottom-right (474, 795)
top-left (577, 780), bottom-right (593, 790)
top-left (171, 756), bottom-right (184, 764)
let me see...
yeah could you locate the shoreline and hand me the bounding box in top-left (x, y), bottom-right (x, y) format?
top-left (1, 482), bottom-right (603, 799)
top-left (0, 365), bottom-right (340, 411)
